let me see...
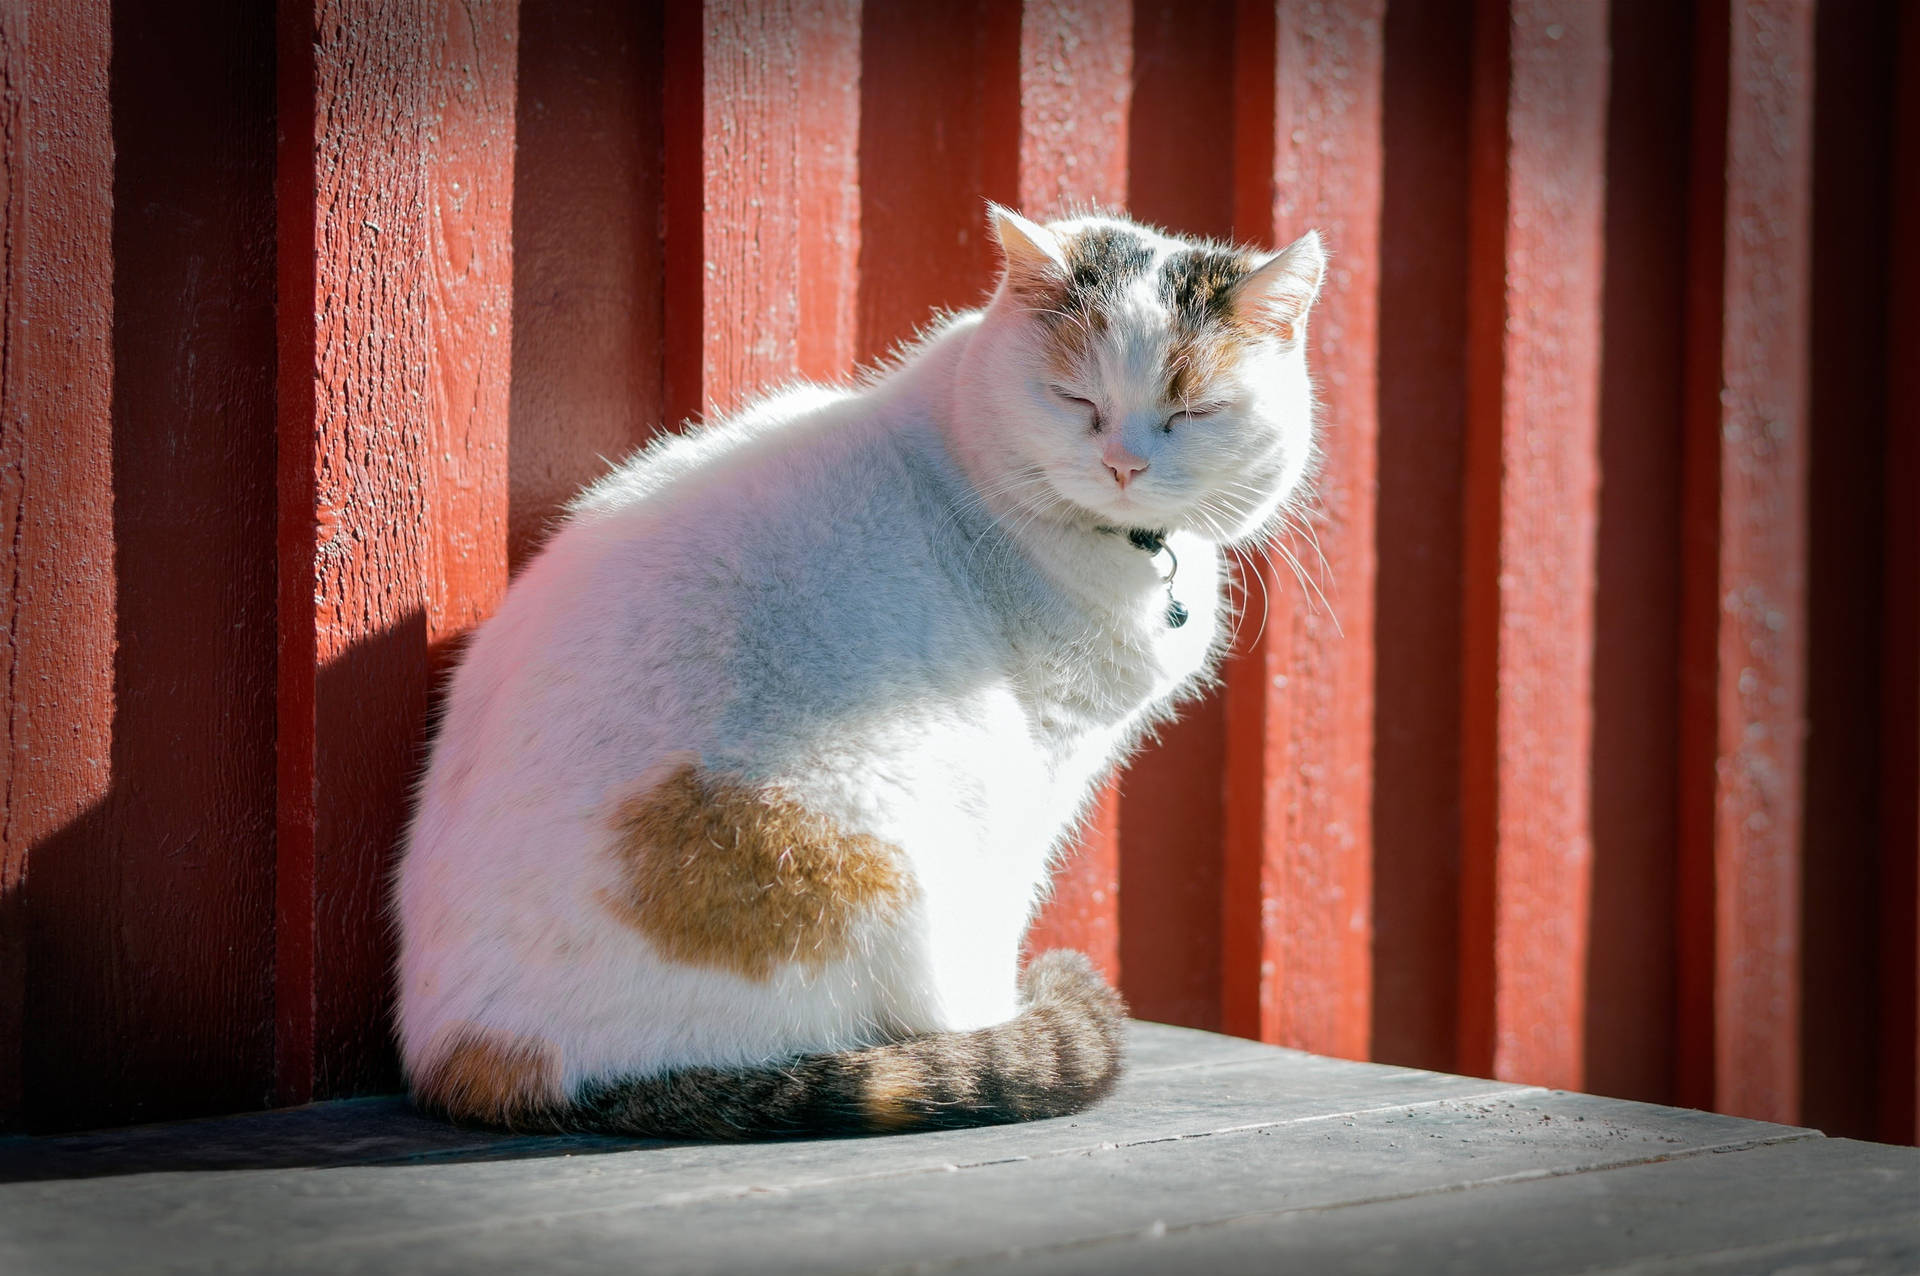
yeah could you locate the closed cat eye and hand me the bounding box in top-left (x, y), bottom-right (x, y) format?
top-left (1049, 387), bottom-right (1103, 429)
top-left (1167, 404), bottom-right (1228, 428)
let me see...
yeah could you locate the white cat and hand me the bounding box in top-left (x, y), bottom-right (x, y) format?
top-left (394, 205), bottom-right (1325, 1136)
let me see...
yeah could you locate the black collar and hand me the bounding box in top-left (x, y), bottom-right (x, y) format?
top-left (1104, 526), bottom-right (1188, 628)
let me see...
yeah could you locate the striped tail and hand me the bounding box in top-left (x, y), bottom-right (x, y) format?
top-left (419, 950), bottom-right (1126, 1139)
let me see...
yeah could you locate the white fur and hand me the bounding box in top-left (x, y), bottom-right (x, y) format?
top-left (394, 212), bottom-right (1325, 1094)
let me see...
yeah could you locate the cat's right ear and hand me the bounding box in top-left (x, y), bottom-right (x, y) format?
top-left (987, 203), bottom-right (1068, 297)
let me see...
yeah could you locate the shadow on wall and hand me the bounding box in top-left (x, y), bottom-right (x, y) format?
top-left (14, 616), bottom-right (448, 1136)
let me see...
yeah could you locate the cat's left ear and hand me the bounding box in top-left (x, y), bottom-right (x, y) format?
top-left (1233, 230), bottom-right (1326, 341)
top-left (987, 203), bottom-right (1069, 295)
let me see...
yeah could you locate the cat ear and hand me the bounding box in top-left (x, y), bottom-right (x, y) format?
top-left (987, 203), bottom-right (1068, 294)
top-left (1233, 230), bottom-right (1326, 341)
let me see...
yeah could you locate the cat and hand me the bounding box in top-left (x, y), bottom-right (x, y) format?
top-left (394, 204), bottom-right (1326, 1138)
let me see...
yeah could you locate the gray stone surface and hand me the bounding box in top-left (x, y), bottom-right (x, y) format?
top-left (0, 1022), bottom-right (1913, 1275)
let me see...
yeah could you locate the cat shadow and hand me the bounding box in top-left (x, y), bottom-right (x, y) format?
top-left (0, 1095), bottom-right (700, 1183)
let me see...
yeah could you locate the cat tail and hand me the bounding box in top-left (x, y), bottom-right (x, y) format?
top-left (554, 949), bottom-right (1124, 1140)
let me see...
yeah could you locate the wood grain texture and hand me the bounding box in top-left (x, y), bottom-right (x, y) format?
top-left (1677, 0), bottom-right (1814, 1126)
top-left (1881, 0), bottom-right (1920, 1149)
top-left (663, 0), bottom-right (861, 428)
top-left (1220, 0), bottom-right (1382, 1059)
top-left (1459, 0), bottom-right (1609, 1091)
top-left (1116, 0), bottom-right (1236, 1031)
top-left (276, 0), bottom-right (518, 1104)
top-left (1015, 0), bottom-right (1132, 986)
top-left (14, 1024), bottom-right (1912, 1276)
top-left (0, 0), bottom-right (114, 1128)
top-left (1371, 0), bottom-right (1471, 1075)
top-left (507, 0), bottom-right (665, 570)
top-left (1015, 0), bottom-right (1128, 217)
top-left (16, 0), bottom-right (282, 1133)
top-left (424, 0), bottom-right (515, 641)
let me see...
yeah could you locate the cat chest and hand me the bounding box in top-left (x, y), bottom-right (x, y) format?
top-left (1021, 592), bottom-right (1220, 753)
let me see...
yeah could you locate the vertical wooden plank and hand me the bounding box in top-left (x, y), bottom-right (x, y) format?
top-left (1221, 0), bottom-right (1382, 1058)
top-left (856, 0), bottom-right (1020, 364)
top-left (1802, 0), bottom-right (1898, 1142)
top-left (1880, 0), bottom-right (1920, 1150)
top-left (277, 0), bottom-right (518, 1104)
top-left (663, 0), bottom-right (861, 429)
top-left (1371, 0), bottom-right (1471, 1074)
top-left (425, 0), bottom-right (517, 644)
top-left (1458, 0), bottom-right (1609, 1090)
top-left (1117, 0), bottom-right (1237, 1032)
top-left (1584, 0), bottom-right (1690, 1106)
top-left (1028, 797), bottom-right (1122, 982)
top-left (19, 0), bottom-right (280, 1133)
top-left (1677, 0), bottom-right (1814, 1125)
top-left (1014, 0), bottom-right (1132, 986)
top-left (508, 0), bottom-right (666, 569)
top-left (0, 0), bottom-right (114, 1128)
top-left (1013, 0), bottom-right (1129, 218)
top-left (794, 5), bottom-right (861, 382)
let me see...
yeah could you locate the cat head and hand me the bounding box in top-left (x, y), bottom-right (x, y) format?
top-left (970, 205), bottom-right (1324, 546)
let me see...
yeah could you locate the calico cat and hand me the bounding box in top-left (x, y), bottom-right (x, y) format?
top-left (394, 205), bottom-right (1325, 1138)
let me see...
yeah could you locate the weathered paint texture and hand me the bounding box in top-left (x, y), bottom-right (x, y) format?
top-left (1678, 0), bottom-right (1814, 1126)
top-left (1459, 0), bottom-right (1610, 1093)
top-left (1222, 0), bottom-right (1382, 1060)
top-left (0, 0), bottom-right (115, 1128)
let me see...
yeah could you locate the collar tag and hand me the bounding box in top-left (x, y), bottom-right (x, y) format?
top-left (1120, 528), bottom-right (1187, 628)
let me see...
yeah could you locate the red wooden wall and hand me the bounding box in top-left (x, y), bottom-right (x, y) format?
top-left (2, 0), bottom-right (1915, 1145)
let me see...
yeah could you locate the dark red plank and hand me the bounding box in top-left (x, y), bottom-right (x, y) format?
top-left (1677, 0), bottom-right (1815, 1125)
top-left (856, 0), bottom-right (1020, 364)
top-left (1459, 0), bottom-right (1609, 1091)
top-left (1221, 0), bottom-right (1383, 1058)
top-left (1118, 0), bottom-right (1237, 1032)
top-left (1584, 0), bottom-right (1691, 1107)
top-left (1371, 0), bottom-right (1472, 1074)
top-left (0, 0), bottom-right (114, 1129)
top-left (1880, 0), bottom-right (1920, 1149)
top-left (509, 0), bottom-right (667, 569)
top-left (18, 0), bottom-right (280, 1132)
top-left (276, 0), bottom-right (518, 1103)
top-left (1801, 0), bottom-right (1900, 1142)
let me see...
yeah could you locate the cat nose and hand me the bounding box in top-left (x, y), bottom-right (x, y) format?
top-left (1104, 443), bottom-right (1149, 489)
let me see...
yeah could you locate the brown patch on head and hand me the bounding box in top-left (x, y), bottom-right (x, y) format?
top-left (1045, 306), bottom-right (1112, 379)
top-left (1159, 246), bottom-right (1261, 402)
top-left (603, 764), bottom-right (913, 981)
top-left (1015, 224), bottom-right (1154, 378)
top-left (413, 1023), bottom-right (562, 1129)
top-left (1165, 330), bottom-right (1246, 405)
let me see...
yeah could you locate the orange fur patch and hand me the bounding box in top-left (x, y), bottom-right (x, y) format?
top-left (1043, 305), bottom-right (1110, 378)
top-left (604, 764), bottom-right (913, 981)
top-left (1165, 330), bottom-right (1245, 404)
top-left (413, 1023), bottom-right (562, 1129)
top-left (861, 1054), bottom-right (925, 1131)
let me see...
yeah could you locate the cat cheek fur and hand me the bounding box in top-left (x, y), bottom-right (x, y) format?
top-left (394, 208), bottom-right (1322, 1138)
